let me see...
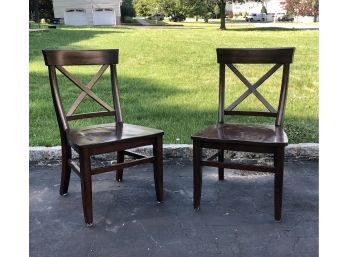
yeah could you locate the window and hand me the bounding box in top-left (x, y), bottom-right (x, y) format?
top-left (65, 8), bottom-right (86, 13)
top-left (95, 8), bottom-right (114, 12)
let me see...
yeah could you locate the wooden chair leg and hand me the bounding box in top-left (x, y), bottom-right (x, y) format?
top-left (116, 150), bottom-right (125, 182)
top-left (79, 151), bottom-right (93, 226)
top-left (153, 136), bottom-right (163, 202)
top-left (274, 147), bottom-right (285, 221)
top-left (60, 142), bottom-right (72, 196)
top-left (193, 141), bottom-right (202, 210)
top-left (218, 150), bottom-right (224, 181)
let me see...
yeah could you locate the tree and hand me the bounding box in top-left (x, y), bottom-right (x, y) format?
top-left (121, 0), bottom-right (136, 20)
top-left (158, 0), bottom-right (184, 17)
top-left (282, 0), bottom-right (319, 19)
top-left (214, 4), bottom-right (220, 18)
top-left (29, 0), bottom-right (54, 22)
top-left (184, 0), bottom-right (227, 28)
top-left (184, 0), bottom-right (214, 22)
top-left (311, 0), bottom-right (319, 21)
top-left (217, 0), bottom-right (227, 30)
top-left (134, 0), bottom-right (157, 17)
top-left (261, 5), bottom-right (267, 14)
top-left (134, 0), bottom-right (184, 17)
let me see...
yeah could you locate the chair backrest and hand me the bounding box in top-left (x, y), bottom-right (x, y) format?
top-left (216, 48), bottom-right (295, 127)
top-left (42, 49), bottom-right (123, 133)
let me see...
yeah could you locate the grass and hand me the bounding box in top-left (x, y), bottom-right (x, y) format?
top-left (29, 23), bottom-right (318, 146)
top-left (29, 21), bottom-right (51, 29)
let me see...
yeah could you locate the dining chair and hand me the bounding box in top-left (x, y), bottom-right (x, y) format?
top-left (191, 47), bottom-right (295, 221)
top-left (42, 49), bottom-right (164, 226)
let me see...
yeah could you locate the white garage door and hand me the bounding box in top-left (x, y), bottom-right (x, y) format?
top-left (93, 8), bottom-right (115, 25)
top-left (64, 9), bottom-right (88, 26)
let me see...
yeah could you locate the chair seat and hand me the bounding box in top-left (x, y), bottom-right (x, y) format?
top-left (191, 123), bottom-right (288, 146)
top-left (68, 123), bottom-right (163, 150)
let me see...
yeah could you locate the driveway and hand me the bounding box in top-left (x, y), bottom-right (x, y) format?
top-left (30, 160), bottom-right (318, 257)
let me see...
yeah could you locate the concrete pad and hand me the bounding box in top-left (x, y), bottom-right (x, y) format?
top-left (30, 160), bottom-right (318, 257)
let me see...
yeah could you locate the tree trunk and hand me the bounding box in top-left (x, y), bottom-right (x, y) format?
top-left (34, 0), bottom-right (39, 23)
top-left (219, 0), bottom-right (226, 30)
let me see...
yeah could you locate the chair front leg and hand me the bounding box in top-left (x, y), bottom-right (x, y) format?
top-left (116, 150), bottom-right (125, 182)
top-left (193, 141), bottom-right (202, 210)
top-left (274, 147), bottom-right (285, 221)
top-left (60, 140), bottom-right (72, 196)
top-left (79, 150), bottom-right (93, 226)
top-left (153, 136), bottom-right (163, 202)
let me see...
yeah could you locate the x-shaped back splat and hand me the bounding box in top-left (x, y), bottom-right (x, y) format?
top-left (224, 63), bottom-right (282, 114)
top-left (56, 64), bottom-right (115, 119)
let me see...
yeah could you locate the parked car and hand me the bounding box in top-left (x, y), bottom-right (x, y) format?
top-left (169, 14), bottom-right (186, 22)
top-left (245, 13), bottom-right (266, 22)
top-left (148, 13), bottom-right (164, 21)
top-left (277, 14), bottom-right (294, 22)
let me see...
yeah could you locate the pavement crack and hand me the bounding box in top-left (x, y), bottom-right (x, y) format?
top-left (138, 221), bottom-right (163, 249)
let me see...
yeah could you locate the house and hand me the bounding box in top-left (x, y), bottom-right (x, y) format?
top-left (226, 0), bottom-right (318, 22)
top-left (226, 0), bottom-right (286, 16)
top-left (52, 0), bottom-right (122, 26)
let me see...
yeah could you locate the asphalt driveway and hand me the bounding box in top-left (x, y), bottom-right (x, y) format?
top-left (30, 160), bottom-right (318, 257)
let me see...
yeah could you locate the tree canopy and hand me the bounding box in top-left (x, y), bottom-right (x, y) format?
top-left (134, 0), bottom-right (185, 17)
top-left (121, 0), bottom-right (136, 19)
top-left (29, 0), bottom-right (54, 22)
top-left (283, 0), bottom-right (319, 17)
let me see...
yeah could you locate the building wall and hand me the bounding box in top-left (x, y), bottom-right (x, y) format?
top-left (52, 0), bottom-right (122, 25)
top-left (264, 0), bottom-right (286, 14)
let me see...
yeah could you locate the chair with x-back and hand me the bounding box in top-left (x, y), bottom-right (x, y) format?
top-left (42, 49), bottom-right (164, 226)
top-left (191, 48), bottom-right (295, 221)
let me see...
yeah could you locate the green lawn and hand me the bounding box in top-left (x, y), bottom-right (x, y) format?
top-left (29, 24), bottom-right (318, 146)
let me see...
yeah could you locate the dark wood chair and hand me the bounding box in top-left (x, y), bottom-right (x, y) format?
top-left (192, 48), bottom-right (295, 221)
top-left (42, 49), bottom-right (164, 226)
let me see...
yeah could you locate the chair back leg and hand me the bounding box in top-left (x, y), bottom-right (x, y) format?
top-left (153, 136), bottom-right (164, 202)
top-left (274, 147), bottom-right (285, 221)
